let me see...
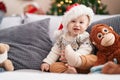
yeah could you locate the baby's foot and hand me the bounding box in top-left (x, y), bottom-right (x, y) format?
top-left (64, 65), bottom-right (77, 74)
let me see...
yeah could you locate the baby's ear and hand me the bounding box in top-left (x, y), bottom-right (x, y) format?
top-left (92, 42), bottom-right (96, 45)
top-left (109, 26), bottom-right (113, 30)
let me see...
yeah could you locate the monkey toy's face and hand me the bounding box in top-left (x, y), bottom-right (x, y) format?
top-left (90, 24), bottom-right (117, 47)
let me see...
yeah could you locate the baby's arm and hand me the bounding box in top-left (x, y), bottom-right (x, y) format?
top-left (43, 43), bottom-right (60, 64)
top-left (65, 45), bottom-right (82, 67)
top-left (40, 43), bottom-right (60, 71)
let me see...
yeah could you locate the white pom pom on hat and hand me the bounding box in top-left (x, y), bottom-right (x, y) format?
top-left (54, 3), bottom-right (94, 39)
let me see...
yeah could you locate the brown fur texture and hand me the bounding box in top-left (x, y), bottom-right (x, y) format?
top-left (101, 61), bottom-right (120, 74)
top-left (90, 24), bottom-right (120, 66)
top-left (0, 43), bottom-right (14, 71)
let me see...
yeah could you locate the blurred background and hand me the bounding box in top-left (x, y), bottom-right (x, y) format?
top-left (0, 0), bottom-right (120, 16)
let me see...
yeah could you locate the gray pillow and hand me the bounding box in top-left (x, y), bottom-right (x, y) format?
top-left (87, 15), bottom-right (120, 34)
top-left (0, 18), bottom-right (52, 70)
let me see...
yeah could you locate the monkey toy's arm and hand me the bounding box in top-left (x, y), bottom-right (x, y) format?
top-left (94, 51), bottom-right (107, 66)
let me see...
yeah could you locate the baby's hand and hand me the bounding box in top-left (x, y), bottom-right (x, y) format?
top-left (40, 63), bottom-right (50, 72)
top-left (59, 50), bottom-right (67, 62)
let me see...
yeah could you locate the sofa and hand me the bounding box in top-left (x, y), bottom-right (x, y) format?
top-left (0, 13), bottom-right (120, 80)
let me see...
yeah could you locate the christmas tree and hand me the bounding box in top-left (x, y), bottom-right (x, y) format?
top-left (47, 0), bottom-right (109, 15)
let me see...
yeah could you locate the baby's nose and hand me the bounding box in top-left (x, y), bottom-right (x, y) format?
top-left (75, 22), bottom-right (80, 27)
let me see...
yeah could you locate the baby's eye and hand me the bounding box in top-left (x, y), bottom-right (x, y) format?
top-left (71, 20), bottom-right (76, 23)
top-left (80, 21), bottom-right (84, 24)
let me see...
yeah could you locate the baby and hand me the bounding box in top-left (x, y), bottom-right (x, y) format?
top-left (41, 3), bottom-right (97, 74)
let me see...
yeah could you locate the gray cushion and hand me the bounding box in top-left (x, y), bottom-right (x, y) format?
top-left (87, 15), bottom-right (120, 34)
top-left (0, 18), bottom-right (52, 70)
top-left (0, 11), bottom-right (5, 24)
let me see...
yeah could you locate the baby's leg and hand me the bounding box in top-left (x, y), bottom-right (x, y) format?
top-left (50, 62), bottom-right (77, 74)
top-left (50, 62), bottom-right (67, 73)
top-left (64, 65), bottom-right (77, 74)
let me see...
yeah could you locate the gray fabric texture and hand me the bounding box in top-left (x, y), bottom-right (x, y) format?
top-left (0, 18), bottom-right (52, 70)
top-left (87, 15), bottom-right (120, 34)
top-left (0, 11), bottom-right (5, 24)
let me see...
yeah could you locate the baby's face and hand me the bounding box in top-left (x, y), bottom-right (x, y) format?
top-left (67, 15), bottom-right (89, 37)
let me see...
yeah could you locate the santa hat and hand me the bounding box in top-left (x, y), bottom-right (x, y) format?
top-left (23, 2), bottom-right (40, 13)
top-left (54, 3), bottom-right (94, 39)
top-left (0, 1), bottom-right (7, 13)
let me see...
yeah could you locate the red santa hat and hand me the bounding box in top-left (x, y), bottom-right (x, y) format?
top-left (24, 2), bottom-right (40, 13)
top-left (0, 1), bottom-right (7, 13)
top-left (54, 3), bottom-right (94, 39)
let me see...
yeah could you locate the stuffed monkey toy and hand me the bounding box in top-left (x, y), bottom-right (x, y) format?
top-left (0, 43), bottom-right (14, 71)
top-left (90, 24), bottom-right (120, 74)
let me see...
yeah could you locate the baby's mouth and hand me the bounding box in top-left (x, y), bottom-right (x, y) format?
top-left (73, 28), bottom-right (80, 30)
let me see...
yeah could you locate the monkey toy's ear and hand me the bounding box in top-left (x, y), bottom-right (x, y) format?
top-left (92, 42), bottom-right (96, 45)
top-left (109, 26), bottom-right (113, 30)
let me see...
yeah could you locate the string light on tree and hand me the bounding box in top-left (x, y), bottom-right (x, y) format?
top-left (60, 1), bottom-right (64, 5)
top-left (97, 0), bottom-right (101, 4)
top-left (47, 0), bottom-right (109, 15)
top-left (69, 0), bottom-right (72, 3)
top-left (65, 0), bottom-right (69, 3)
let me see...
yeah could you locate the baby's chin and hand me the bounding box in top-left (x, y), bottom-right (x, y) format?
top-left (72, 32), bottom-right (80, 36)
top-left (73, 30), bottom-right (82, 34)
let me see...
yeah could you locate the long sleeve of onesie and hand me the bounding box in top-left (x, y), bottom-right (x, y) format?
top-left (43, 43), bottom-right (60, 64)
